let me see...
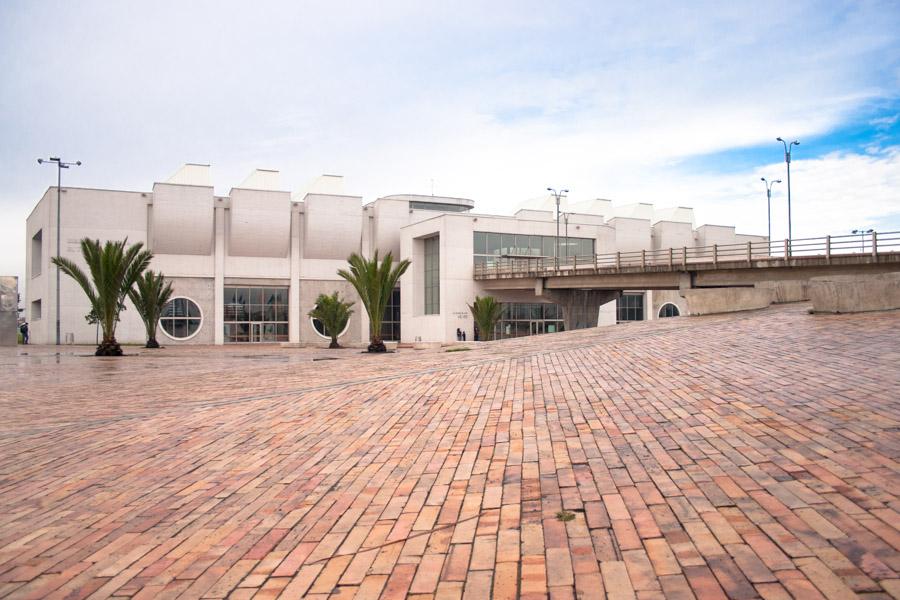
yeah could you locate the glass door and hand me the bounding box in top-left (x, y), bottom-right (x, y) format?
top-left (250, 322), bottom-right (278, 343)
top-left (250, 322), bottom-right (262, 343)
top-left (530, 321), bottom-right (545, 336)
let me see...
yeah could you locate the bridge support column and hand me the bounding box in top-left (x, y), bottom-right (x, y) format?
top-left (543, 289), bottom-right (620, 331)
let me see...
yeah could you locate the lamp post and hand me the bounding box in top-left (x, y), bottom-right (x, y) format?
top-left (760, 177), bottom-right (781, 251)
top-left (547, 187), bottom-right (568, 268)
top-left (852, 228), bottom-right (873, 253)
top-left (38, 156), bottom-right (81, 345)
top-left (563, 212), bottom-right (571, 261)
top-left (776, 137), bottom-right (799, 251)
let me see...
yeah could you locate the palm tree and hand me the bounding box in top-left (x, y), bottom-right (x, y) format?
top-left (128, 270), bottom-right (174, 349)
top-left (468, 295), bottom-right (503, 341)
top-left (51, 238), bottom-right (152, 356)
top-left (308, 292), bottom-right (354, 349)
top-left (338, 251), bottom-right (410, 352)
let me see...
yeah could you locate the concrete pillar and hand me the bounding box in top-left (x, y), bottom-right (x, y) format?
top-left (545, 289), bottom-right (620, 331)
top-left (214, 203), bottom-right (225, 345)
top-left (289, 206), bottom-right (302, 343)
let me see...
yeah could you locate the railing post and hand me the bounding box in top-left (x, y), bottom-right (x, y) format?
top-left (825, 235), bottom-right (831, 264)
top-left (593, 252), bottom-right (598, 271)
top-left (682, 247), bottom-right (687, 270)
top-left (746, 241), bottom-right (752, 266)
top-left (616, 251), bottom-right (621, 270)
top-left (872, 231), bottom-right (878, 259)
top-left (784, 239), bottom-right (790, 259)
top-left (574, 254), bottom-right (578, 269)
top-left (713, 244), bottom-right (717, 267)
top-left (668, 247), bottom-right (673, 269)
top-left (641, 249), bottom-right (646, 269)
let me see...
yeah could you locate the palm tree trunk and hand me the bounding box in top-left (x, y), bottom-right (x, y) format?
top-left (329, 335), bottom-right (340, 349)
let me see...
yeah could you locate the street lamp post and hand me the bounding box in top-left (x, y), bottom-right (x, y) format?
top-left (852, 228), bottom-right (873, 253)
top-left (760, 177), bottom-right (781, 251)
top-left (776, 137), bottom-right (799, 252)
top-left (38, 156), bottom-right (81, 345)
top-left (546, 187), bottom-right (568, 268)
top-left (563, 213), bottom-right (571, 262)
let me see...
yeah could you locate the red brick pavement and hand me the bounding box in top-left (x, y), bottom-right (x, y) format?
top-left (0, 304), bottom-right (898, 599)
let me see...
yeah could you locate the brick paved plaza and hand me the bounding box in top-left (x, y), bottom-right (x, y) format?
top-left (1, 304), bottom-right (899, 599)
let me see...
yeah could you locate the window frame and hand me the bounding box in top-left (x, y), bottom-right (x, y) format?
top-left (160, 296), bottom-right (204, 341)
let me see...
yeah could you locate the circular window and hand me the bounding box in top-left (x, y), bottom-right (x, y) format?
top-left (310, 314), bottom-right (350, 340)
top-left (160, 297), bottom-right (203, 340)
top-left (658, 303), bottom-right (681, 318)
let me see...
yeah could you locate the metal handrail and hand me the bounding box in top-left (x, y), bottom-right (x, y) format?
top-left (473, 230), bottom-right (900, 278)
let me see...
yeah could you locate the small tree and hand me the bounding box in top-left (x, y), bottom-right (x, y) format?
top-left (52, 238), bottom-right (152, 356)
top-left (309, 292), bottom-right (354, 349)
top-left (128, 270), bottom-right (174, 349)
top-left (338, 251), bottom-right (410, 352)
top-left (468, 295), bottom-right (503, 341)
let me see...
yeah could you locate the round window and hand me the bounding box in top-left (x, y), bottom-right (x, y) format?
top-left (658, 303), bottom-right (681, 318)
top-left (160, 297), bottom-right (203, 340)
top-left (309, 311), bottom-right (350, 340)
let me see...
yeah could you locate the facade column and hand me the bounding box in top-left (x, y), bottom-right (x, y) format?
top-left (214, 203), bottom-right (225, 345)
top-left (289, 206), bottom-right (301, 343)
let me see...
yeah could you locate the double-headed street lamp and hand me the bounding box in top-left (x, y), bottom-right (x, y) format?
top-left (852, 228), bottom-right (873, 253)
top-left (38, 156), bottom-right (81, 345)
top-left (760, 177), bottom-right (781, 249)
top-left (547, 187), bottom-right (568, 268)
top-left (776, 137), bottom-right (799, 249)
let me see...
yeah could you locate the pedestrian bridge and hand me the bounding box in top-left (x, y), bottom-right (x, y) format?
top-left (475, 230), bottom-right (900, 291)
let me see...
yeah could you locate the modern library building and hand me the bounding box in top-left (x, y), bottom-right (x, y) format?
top-left (24, 164), bottom-right (765, 346)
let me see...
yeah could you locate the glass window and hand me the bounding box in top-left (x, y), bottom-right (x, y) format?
top-left (543, 237), bottom-right (556, 258)
top-left (223, 286), bottom-right (288, 343)
top-left (658, 303), bottom-right (680, 318)
top-left (160, 297), bottom-right (203, 340)
top-left (529, 235), bottom-right (542, 256)
top-left (424, 236), bottom-right (440, 315)
top-left (500, 234), bottom-right (515, 256)
top-left (515, 235), bottom-right (530, 256)
top-left (486, 233), bottom-right (501, 255)
top-left (381, 287), bottom-right (401, 341)
top-left (473, 232), bottom-right (487, 255)
top-left (617, 293), bottom-right (645, 322)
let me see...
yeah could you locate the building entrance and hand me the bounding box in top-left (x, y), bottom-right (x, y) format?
top-left (250, 322), bottom-right (278, 343)
top-left (530, 321), bottom-right (545, 335)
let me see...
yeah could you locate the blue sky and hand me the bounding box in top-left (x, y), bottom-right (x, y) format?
top-left (1, 0), bottom-right (899, 285)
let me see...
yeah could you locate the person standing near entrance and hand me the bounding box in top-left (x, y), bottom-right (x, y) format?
top-left (19, 322), bottom-right (28, 344)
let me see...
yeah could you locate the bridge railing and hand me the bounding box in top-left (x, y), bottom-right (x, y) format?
top-left (473, 230), bottom-right (900, 278)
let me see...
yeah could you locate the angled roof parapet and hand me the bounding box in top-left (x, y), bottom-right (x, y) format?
top-left (165, 163), bottom-right (212, 187)
top-left (293, 174), bottom-right (346, 201)
top-left (236, 169), bottom-right (282, 191)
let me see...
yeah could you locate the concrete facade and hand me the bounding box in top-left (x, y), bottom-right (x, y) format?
top-left (0, 277), bottom-right (18, 346)
top-left (24, 164), bottom-right (765, 345)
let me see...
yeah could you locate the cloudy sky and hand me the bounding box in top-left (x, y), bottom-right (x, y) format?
top-left (1, 0), bottom-right (899, 288)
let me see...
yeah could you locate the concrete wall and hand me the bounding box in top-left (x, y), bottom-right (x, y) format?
top-left (607, 217), bottom-right (652, 252)
top-left (652, 221), bottom-right (695, 251)
top-left (0, 277), bottom-right (17, 346)
top-left (650, 289), bottom-right (688, 318)
top-left (151, 182), bottom-right (214, 255)
top-left (809, 273), bottom-right (900, 313)
top-left (228, 188), bottom-right (291, 258)
top-left (681, 287), bottom-right (774, 316)
top-left (302, 193), bottom-right (362, 260)
top-left (157, 277), bottom-right (216, 345)
top-left (298, 279), bottom-right (365, 345)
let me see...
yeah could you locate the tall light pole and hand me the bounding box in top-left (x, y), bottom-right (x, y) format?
top-left (760, 177), bottom-right (781, 249)
top-left (852, 228), bottom-right (873, 253)
top-left (546, 187), bottom-right (568, 268)
top-left (563, 212), bottom-right (571, 261)
top-left (776, 137), bottom-right (799, 251)
top-left (38, 156), bottom-right (81, 345)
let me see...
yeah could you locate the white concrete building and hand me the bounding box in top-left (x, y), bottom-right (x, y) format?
top-left (24, 164), bottom-right (765, 346)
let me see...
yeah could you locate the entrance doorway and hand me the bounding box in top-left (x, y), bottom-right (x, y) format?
top-left (530, 321), bottom-right (545, 336)
top-left (250, 322), bottom-right (277, 343)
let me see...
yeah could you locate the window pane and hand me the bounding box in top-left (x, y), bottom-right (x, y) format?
top-left (275, 305), bottom-right (289, 321)
top-left (187, 301), bottom-right (200, 318)
top-left (486, 233), bottom-right (501, 255)
top-left (187, 319), bottom-right (201, 335)
top-left (500, 234), bottom-right (515, 255)
top-left (515, 235), bottom-right (529, 255)
top-left (473, 232), bottom-right (486, 254)
top-left (529, 235), bottom-right (542, 256)
top-left (250, 305), bottom-right (264, 321)
top-left (250, 288), bottom-right (263, 304)
top-left (542, 237), bottom-right (555, 257)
